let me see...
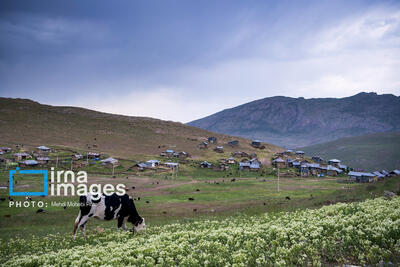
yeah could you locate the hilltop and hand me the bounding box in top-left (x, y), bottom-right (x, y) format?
top-left (0, 97), bottom-right (280, 159)
top-left (188, 92), bottom-right (400, 147)
top-left (299, 131), bottom-right (400, 171)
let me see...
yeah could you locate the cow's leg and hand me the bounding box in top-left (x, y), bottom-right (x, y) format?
top-left (117, 216), bottom-right (124, 230)
top-left (75, 215), bottom-right (90, 240)
top-left (80, 223), bottom-right (87, 239)
top-left (122, 216), bottom-right (128, 230)
top-left (117, 216), bottom-right (128, 231)
top-left (73, 211), bottom-right (81, 240)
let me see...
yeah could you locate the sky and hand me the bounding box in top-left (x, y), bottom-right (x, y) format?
top-left (0, 0), bottom-right (399, 122)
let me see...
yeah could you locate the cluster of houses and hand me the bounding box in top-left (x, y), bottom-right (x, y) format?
top-left (199, 148), bottom-right (262, 171)
top-left (1, 145), bottom-right (53, 167)
top-left (2, 143), bottom-right (399, 183)
top-left (272, 149), bottom-right (400, 183)
top-left (196, 138), bottom-right (265, 153)
top-left (132, 159), bottom-right (179, 172)
top-left (195, 137), bottom-right (241, 152)
top-left (0, 145), bottom-right (122, 169)
top-left (160, 149), bottom-right (189, 159)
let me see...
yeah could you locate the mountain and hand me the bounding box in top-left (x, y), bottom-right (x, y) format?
top-left (0, 98), bottom-right (281, 159)
top-left (188, 92), bottom-right (400, 147)
top-left (299, 131), bottom-right (400, 171)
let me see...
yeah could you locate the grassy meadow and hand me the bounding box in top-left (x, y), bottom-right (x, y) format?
top-left (1, 156), bottom-right (400, 241)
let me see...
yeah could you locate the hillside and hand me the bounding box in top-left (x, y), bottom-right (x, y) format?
top-left (188, 92), bottom-right (400, 147)
top-left (0, 98), bottom-right (281, 159)
top-left (300, 131), bottom-right (400, 171)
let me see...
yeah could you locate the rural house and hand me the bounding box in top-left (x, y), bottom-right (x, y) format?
top-left (326, 165), bottom-right (342, 176)
top-left (348, 171), bottom-right (377, 183)
top-left (312, 156), bottom-right (324, 163)
top-left (208, 137), bottom-right (217, 143)
top-left (249, 158), bottom-right (261, 170)
top-left (239, 161), bottom-right (251, 170)
top-left (165, 150), bottom-right (174, 156)
top-left (227, 140), bottom-right (239, 147)
top-left (72, 154), bottom-right (83, 160)
top-left (179, 151), bottom-right (188, 159)
top-left (227, 157), bottom-right (236, 164)
top-left (200, 161), bottom-right (212, 168)
top-left (0, 147), bottom-right (11, 153)
top-left (232, 151), bottom-right (249, 158)
top-left (101, 157), bottom-right (119, 167)
top-left (338, 164), bottom-right (347, 171)
top-left (197, 142), bottom-right (208, 149)
top-left (295, 151), bottom-right (305, 157)
top-left (13, 152), bottom-right (30, 161)
top-left (372, 171), bottom-right (385, 180)
top-left (36, 157), bottom-right (50, 164)
top-left (251, 140), bottom-right (261, 148)
top-left (134, 163), bottom-right (148, 171)
top-left (19, 160), bottom-right (39, 167)
top-left (381, 170), bottom-right (390, 177)
top-left (306, 163), bottom-right (320, 176)
top-left (390, 169), bottom-right (400, 176)
top-left (213, 146), bottom-right (224, 153)
top-left (165, 162), bottom-right (179, 169)
top-left (37, 146), bottom-right (51, 153)
top-left (218, 163), bottom-right (229, 171)
top-left (88, 152), bottom-right (101, 159)
top-left (328, 159), bottom-right (341, 168)
top-left (300, 164), bottom-right (310, 176)
top-left (273, 158), bottom-right (286, 168)
top-left (283, 149), bottom-right (294, 155)
top-left (289, 160), bottom-right (301, 168)
top-left (146, 160), bottom-right (160, 168)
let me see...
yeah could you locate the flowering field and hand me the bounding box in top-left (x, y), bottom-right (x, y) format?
top-left (2, 197), bottom-right (400, 266)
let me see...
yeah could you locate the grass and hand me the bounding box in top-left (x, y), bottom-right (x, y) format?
top-left (0, 97), bottom-right (281, 161)
top-left (300, 131), bottom-right (400, 171)
top-left (1, 156), bottom-right (399, 241)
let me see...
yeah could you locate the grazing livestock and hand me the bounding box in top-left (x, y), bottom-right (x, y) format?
top-left (73, 193), bottom-right (145, 239)
top-left (285, 196), bottom-right (291, 200)
top-left (188, 197), bottom-right (195, 201)
top-left (36, 209), bottom-right (44, 213)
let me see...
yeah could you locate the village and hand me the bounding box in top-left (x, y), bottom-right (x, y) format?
top-left (0, 136), bottom-right (399, 184)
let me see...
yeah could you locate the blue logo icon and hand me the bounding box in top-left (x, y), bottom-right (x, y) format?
top-left (9, 167), bottom-right (48, 196)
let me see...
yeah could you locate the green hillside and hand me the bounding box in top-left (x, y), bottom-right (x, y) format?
top-left (300, 131), bottom-right (400, 171)
top-left (0, 98), bottom-right (280, 160)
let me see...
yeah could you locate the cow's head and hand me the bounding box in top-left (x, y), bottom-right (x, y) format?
top-left (134, 217), bottom-right (146, 232)
top-left (128, 216), bottom-right (146, 232)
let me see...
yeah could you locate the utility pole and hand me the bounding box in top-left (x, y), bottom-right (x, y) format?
top-left (56, 156), bottom-right (59, 169)
top-left (277, 167), bottom-right (280, 192)
top-left (112, 164), bottom-right (115, 176)
top-left (70, 159), bottom-right (73, 171)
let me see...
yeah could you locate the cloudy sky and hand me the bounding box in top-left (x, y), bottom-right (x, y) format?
top-left (1, 0), bottom-right (399, 122)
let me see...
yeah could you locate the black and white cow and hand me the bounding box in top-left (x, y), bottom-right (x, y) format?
top-left (73, 193), bottom-right (145, 239)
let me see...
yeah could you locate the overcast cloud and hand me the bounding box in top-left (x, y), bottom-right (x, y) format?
top-left (0, 0), bottom-right (399, 122)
